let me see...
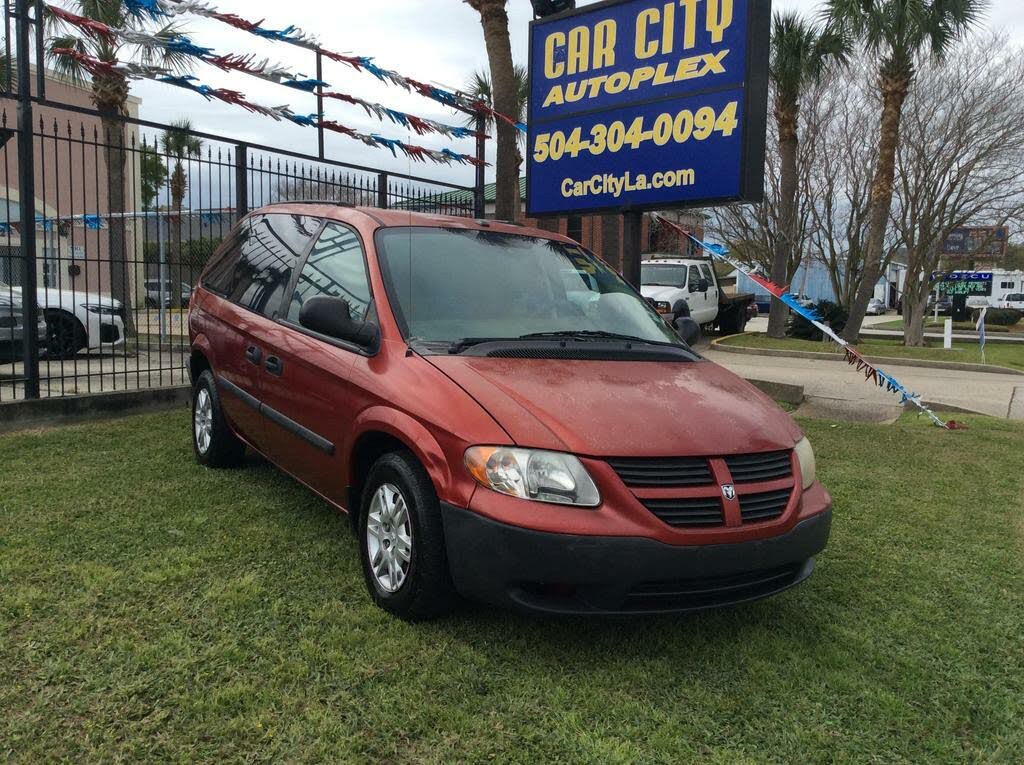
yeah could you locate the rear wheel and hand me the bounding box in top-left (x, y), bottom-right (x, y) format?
top-left (717, 304), bottom-right (748, 335)
top-left (192, 369), bottom-right (245, 468)
top-left (359, 451), bottom-right (457, 621)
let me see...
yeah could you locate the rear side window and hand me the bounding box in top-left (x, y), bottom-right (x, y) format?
top-left (203, 213), bottom-right (320, 317)
top-left (287, 223), bottom-right (372, 323)
top-left (699, 264), bottom-right (714, 285)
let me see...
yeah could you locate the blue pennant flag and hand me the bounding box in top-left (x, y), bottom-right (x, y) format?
top-left (282, 77), bottom-right (329, 93)
top-left (82, 214), bottom-right (103, 230)
top-left (165, 35), bottom-right (216, 59)
top-left (123, 0), bottom-right (165, 21)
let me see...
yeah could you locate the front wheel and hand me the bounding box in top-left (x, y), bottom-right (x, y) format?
top-left (359, 451), bottom-right (457, 621)
top-left (192, 369), bottom-right (245, 468)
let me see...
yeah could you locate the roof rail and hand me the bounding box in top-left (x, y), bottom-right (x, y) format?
top-left (269, 199), bottom-right (357, 207)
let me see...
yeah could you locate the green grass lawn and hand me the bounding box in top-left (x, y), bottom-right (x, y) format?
top-left (2, 410), bottom-right (1023, 763)
top-left (719, 333), bottom-right (1024, 372)
top-left (873, 318), bottom-right (1024, 334)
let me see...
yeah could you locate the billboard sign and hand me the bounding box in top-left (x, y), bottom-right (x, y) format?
top-left (941, 226), bottom-right (1009, 257)
top-left (526, 0), bottom-right (770, 217)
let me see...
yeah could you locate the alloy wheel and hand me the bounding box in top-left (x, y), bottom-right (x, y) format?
top-left (194, 387), bottom-right (213, 454)
top-left (366, 483), bottom-right (413, 593)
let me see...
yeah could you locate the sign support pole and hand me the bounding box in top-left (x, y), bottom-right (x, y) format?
top-left (622, 210), bottom-right (642, 288)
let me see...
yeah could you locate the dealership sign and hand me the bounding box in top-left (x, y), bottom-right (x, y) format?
top-left (941, 226), bottom-right (1009, 257)
top-left (527, 0), bottom-right (770, 217)
top-left (933, 271), bottom-right (993, 297)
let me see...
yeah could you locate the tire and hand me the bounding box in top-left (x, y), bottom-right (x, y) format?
top-left (192, 369), bottom-right (245, 468)
top-left (359, 451), bottom-right (457, 621)
top-left (717, 304), bottom-right (748, 335)
top-left (44, 312), bottom-right (85, 359)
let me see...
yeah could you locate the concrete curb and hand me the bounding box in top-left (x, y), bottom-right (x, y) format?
top-left (0, 385), bottom-right (190, 433)
top-left (711, 336), bottom-right (1024, 376)
top-left (744, 378), bottom-right (805, 406)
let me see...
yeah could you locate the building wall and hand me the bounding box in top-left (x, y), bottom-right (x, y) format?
top-left (0, 69), bottom-right (142, 299)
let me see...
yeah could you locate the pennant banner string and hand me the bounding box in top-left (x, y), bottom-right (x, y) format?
top-left (46, 4), bottom-right (482, 142)
top-left (652, 215), bottom-right (955, 429)
top-left (52, 48), bottom-right (486, 168)
top-left (118, 0), bottom-right (527, 133)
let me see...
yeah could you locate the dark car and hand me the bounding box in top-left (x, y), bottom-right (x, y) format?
top-left (188, 204), bottom-right (832, 620)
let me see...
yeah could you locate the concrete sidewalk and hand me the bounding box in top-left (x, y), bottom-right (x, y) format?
top-left (706, 347), bottom-right (1024, 421)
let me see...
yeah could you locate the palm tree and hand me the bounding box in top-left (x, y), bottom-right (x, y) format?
top-left (47, 1), bottom-right (190, 313)
top-left (161, 120), bottom-right (202, 263)
top-left (464, 0), bottom-right (520, 221)
top-left (766, 12), bottom-right (847, 338)
top-left (825, 0), bottom-right (987, 342)
top-left (462, 65), bottom-right (528, 218)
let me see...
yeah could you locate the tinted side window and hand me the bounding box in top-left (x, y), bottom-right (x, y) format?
top-left (699, 264), bottom-right (714, 284)
top-left (201, 229), bottom-right (243, 296)
top-left (287, 223), bottom-right (371, 323)
top-left (226, 214), bottom-right (320, 317)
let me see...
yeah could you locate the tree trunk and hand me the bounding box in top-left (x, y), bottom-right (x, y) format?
top-left (102, 117), bottom-right (133, 332)
top-left (841, 77), bottom-right (908, 343)
top-left (94, 72), bottom-right (133, 332)
top-left (470, 0), bottom-right (519, 221)
top-left (171, 161), bottom-right (185, 265)
top-left (902, 292), bottom-right (926, 347)
top-left (768, 115), bottom-right (799, 339)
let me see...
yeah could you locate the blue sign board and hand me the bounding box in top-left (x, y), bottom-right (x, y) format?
top-left (527, 0), bottom-right (770, 217)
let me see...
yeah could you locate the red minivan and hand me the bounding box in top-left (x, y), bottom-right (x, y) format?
top-left (189, 204), bottom-right (832, 619)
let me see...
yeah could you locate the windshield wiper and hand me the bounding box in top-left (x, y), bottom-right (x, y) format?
top-left (447, 337), bottom-right (516, 354)
top-left (518, 330), bottom-right (677, 347)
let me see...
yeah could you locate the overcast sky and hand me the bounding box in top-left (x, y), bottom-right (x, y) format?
top-left (123, 0), bottom-right (1024, 190)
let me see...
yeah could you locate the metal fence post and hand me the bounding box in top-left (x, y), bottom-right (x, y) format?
top-left (16, 0), bottom-right (39, 399)
top-left (235, 142), bottom-right (248, 218)
top-left (377, 172), bottom-right (388, 210)
top-left (474, 114), bottom-right (487, 219)
top-left (316, 50), bottom-right (325, 160)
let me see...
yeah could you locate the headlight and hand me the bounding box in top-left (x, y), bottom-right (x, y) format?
top-left (794, 437), bottom-right (816, 490)
top-left (654, 300), bottom-right (672, 314)
top-left (464, 446), bottom-right (600, 507)
top-left (81, 304), bottom-right (118, 316)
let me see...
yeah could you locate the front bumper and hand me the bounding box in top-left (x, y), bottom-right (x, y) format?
top-left (441, 504), bottom-right (832, 615)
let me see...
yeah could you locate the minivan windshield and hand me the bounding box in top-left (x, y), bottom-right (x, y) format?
top-left (376, 227), bottom-right (683, 348)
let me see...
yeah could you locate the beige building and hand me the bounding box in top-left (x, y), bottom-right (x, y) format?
top-left (0, 68), bottom-right (143, 300)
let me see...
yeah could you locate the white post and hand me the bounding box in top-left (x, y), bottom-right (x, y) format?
top-left (944, 318), bottom-right (952, 349)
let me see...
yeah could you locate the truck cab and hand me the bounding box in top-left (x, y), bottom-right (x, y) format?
top-left (640, 256), bottom-right (752, 334)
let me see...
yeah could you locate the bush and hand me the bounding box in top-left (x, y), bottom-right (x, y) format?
top-left (971, 308), bottom-right (1022, 326)
top-left (786, 299), bottom-right (848, 341)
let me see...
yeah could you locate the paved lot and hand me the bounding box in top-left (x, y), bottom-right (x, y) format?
top-left (706, 347), bottom-right (1024, 420)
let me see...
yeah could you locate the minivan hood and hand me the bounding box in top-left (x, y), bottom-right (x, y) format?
top-left (426, 356), bottom-right (802, 457)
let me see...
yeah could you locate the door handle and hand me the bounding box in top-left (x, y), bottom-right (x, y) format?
top-left (245, 345), bottom-right (262, 365)
top-left (265, 355), bottom-right (284, 376)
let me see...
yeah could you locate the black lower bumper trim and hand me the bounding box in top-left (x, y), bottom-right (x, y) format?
top-left (440, 504), bottom-right (831, 615)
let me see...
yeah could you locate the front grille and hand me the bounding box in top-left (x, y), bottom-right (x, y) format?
top-left (724, 450), bottom-right (792, 482)
top-left (622, 564), bottom-right (804, 611)
top-left (607, 456), bottom-right (712, 487)
top-left (739, 489), bottom-right (792, 523)
top-left (641, 497), bottom-right (723, 527)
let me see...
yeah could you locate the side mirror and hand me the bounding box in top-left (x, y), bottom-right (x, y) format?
top-left (698, 277), bottom-right (710, 292)
top-left (298, 295), bottom-right (378, 349)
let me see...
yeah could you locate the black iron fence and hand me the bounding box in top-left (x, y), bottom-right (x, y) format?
top-left (0, 106), bottom-right (479, 403)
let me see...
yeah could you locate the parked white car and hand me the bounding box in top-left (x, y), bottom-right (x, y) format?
top-left (640, 256), bottom-right (754, 334)
top-left (997, 292), bottom-right (1024, 310)
top-left (866, 298), bottom-right (887, 315)
top-left (4, 283), bottom-right (126, 358)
